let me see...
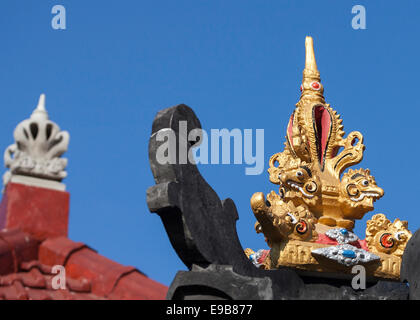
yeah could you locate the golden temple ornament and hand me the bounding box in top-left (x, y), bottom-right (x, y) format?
top-left (247, 36), bottom-right (411, 280)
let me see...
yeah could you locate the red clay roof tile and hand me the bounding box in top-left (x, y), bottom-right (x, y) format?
top-left (109, 270), bottom-right (168, 300)
top-left (19, 268), bottom-right (46, 288)
top-left (0, 280), bottom-right (29, 300)
top-left (20, 260), bottom-right (53, 274)
top-left (24, 288), bottom-right (52, 300)
top-left (0, 258), bottom-right (106, 300)
top-left (39, 236), bottom-right (87, 266)
top-left (37, 236), bottom-right (168, 299)
top-left (0, 182), bottom-right (168, 300)
top-left (0, 219), bottom-right (167, 300)
top-left (64, 246), bottom-right (136, 296)
top-left (0, 229), bottom-right (38, 275)
top-left (66, 277), bottom-right (91, 293)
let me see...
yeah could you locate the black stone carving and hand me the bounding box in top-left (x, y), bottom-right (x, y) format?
top-left (147, 104), bottom-right (410, 300)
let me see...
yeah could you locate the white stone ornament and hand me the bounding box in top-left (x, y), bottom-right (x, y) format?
top-left (312, 244), bottom-right (380, 267)
top-left (3, 94), bottom-right (69, 188)
top-left (325, 228), bottom-right (359, 244)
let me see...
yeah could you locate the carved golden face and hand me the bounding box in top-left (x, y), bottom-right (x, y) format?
top-left (251, 191), bottom-right (317, 245)
top-left (278, 165), bottom-right (321, 209)
top-left (339, 169), bottom-right (384, 219)
top-left (269, 196), bottom-right (317, 242)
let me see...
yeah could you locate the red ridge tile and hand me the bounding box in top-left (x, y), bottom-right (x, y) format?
top-left (19, 268), bottom-right (46, 288)
top-left (0, 227), bottom-right (167, 300)
top-left (0, 280), bottom-right (29, 300)
top-left (0, 229), bottom-right (38, 275)
top-left (20, 260), bottom-right (52, 274)
top-left (39, 237), bottom-right (87, 266)
top-left (64, 247), bottom-right (136, 296)
top-left (66, 277), bottom-right (91, 293)
top-left (109, 271), bottom-right (167, 300)
top-left (25, 288), bottom-right (52, 300)
top-left (0, 273), bottom-right (18, 286)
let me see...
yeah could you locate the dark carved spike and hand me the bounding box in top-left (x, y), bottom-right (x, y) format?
top-left (147, 104), bottom-right (253, 271)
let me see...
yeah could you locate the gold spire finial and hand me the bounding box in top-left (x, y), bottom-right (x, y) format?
top-left (300, 36), bottom-right (324, 103)
top-left (304, 36), bottom-right (318, 74)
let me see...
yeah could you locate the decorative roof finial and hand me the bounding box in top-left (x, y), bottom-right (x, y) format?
top-left (304, 36), bottom-right (319, 75)
top-left (3, 94), bottom-right (70, 190)
top-left (248, 36), bottom-right (410, 281)
top-left (300, 36), bottom-right (324, 103)
top-left (30, 93), bottom-right (48, 120)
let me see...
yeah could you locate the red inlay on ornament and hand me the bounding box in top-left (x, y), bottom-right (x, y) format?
top-left (380, 233), bottom-right (394, 248)
top-left (311, 82), bottom-right (320, 90)
top-left (313, 105), bottom-right (332, 167)
top-left (296, 220), bottom-right (307, 234)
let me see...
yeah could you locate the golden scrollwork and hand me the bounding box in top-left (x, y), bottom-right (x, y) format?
top-left (251, 192), bottom-right (317, 247)
top-left (366, 214), bottom-right (412, 257)
top-left (247, 36), bottom-right (411, 280)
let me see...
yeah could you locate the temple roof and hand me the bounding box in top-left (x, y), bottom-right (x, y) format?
top-left (0, 224), bottom-right (167, 300)
top-left (0, 95), bottom-right (167, 300)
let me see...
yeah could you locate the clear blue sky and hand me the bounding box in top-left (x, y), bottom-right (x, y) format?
top-left (0, 1), bottom-right (419, 286)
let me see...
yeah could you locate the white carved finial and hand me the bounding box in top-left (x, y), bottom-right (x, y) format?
top-left (3, 94), bottom-right (70, 190)
top-left (31, 94), bottom-right (48, 120)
